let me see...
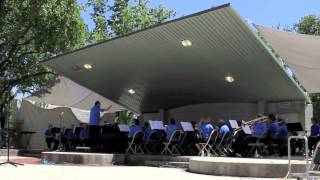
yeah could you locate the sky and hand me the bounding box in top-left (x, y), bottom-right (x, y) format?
top-left (78, 0), bottom-right (320, 31)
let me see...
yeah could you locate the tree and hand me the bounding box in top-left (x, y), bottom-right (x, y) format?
top-left (108, 0), bottom-right (176, 36)
top-left (295, 15), bottom-right (320, 118)
top-left (86, 0), bottom-right (175, 41)
top-left (87, 0), bottom-right (110, 42)
top-left (0, 0), bottom-right (88, 115)
top-left (295, 15), bottom-right (320, 35)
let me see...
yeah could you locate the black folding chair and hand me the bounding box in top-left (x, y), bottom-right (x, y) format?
top-left (126, 130), bottom-right (144, 154)
top-left (161, 130), bottom-right (182, 155)
top-left (198, 130), bottom-right (219, 156)
top-left (216, 131), bottom-right (232, 156)
top-left (144, 130), bottom-right (159, 154)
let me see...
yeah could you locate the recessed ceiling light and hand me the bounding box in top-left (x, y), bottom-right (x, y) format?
top-left (225, 74), bottom-right (235, 83)
top-left (128, 89), bottom-right (136, 94)
top-left (83, 64), bottom-right (93, 70)
top-left (181, 39), bottom-right (192, 47)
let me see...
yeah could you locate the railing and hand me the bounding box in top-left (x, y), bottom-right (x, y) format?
top-left (287, 136), bottom-right (309, 179)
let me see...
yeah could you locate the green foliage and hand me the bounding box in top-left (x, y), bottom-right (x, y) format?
top-left (295, 15), bottom-right (320, 117)
top-left (87, 0), bottom-right (109, 42)
top-left (108, 0), bottom-right (176, 36)
top-left (114, 110), bottom-right (134, 124)
top-left (0, 0), bottom-right (88, 112)
top-left (310, 94), bottom-right (320, 119)
top-left (0, 0), bottom-right (175, 115)
top-left (86, 0), bottom-right (176, 40)
top-left (295, 15), bottom-right (320, 35)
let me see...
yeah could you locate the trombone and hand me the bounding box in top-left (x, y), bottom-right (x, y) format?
top-left (241, 116), bottom-right (268, 126)
top-left (233, 116), bottom-right (268, 132)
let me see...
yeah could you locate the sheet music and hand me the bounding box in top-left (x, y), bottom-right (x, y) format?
top-left (180, 122), bottom-right (194, 132)
top-left (242, 125), bottom-right (252, 134)
top-left (149, 120), bottom-right (165, 130)
top-left (118, 124), bottom-right (130, 132)
top-left (229, 120), bottom-right (239, 129)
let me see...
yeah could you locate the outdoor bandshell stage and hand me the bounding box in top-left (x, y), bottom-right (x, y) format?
top-left (12, 3), bottom-right (320, 180)
top-left (41, 151), bottom-right (306, 178)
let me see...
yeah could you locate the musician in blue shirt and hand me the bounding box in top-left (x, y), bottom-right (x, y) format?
top-left (128, 119), bottom-right (142, 138)
top-left (267, 114), bottom-right (280, 139)
top-left (166, 118), bottom-right (178, 141)
top-left (79, 123), bottom-right (89, 146)
top-left (218, 119), bottom-right (230, 137)
top-left (195, 116), bottom-right (214, 152)
top-left (252, 120), bottom-right (267, 138)
top-left (44, 124), bottom-right (54, 150)
top-left (143, 122), bottom-right (152, 141)
top-left (308, 117), bottom-right (320, 153)
top-left (276, 120), bottom-right (289, 156)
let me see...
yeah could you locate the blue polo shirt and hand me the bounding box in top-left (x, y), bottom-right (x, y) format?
top-left (80, 128), bottom-right (89, 139)
top-left (44, 128), bottom-right (53, 138)
top-left (89, 106), bottom-right (104, 125)
top-left (166, 124), bottom-right (178, 141)
top-left (200, 123), bottom-right (214, 140)
top-left (278, 124), bottom-right (288, 140)
top-left (268, 122), bottom-right (280, 138)
top-left (144, 127), bottom-right (152, 140)
top-left (311, 124), bottom-right (320, 136)
top-left (67, 129), bottom-right (76, 138)
top-left (252, 122), bottom-right (267, 138)
top-left (128, 124), bottom-right (142, 137)
top-left (219, 124), bottom-right (230, 137)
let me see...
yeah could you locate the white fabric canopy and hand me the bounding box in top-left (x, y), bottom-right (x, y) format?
top-left (256, 25), bottom-right (320, 93)
top-left (17, 100), bottom-right (115, 149)
top-left (26, 76), bottom-right (126, 112)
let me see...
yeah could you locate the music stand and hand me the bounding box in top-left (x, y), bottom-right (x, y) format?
top-left (286, 122), bottom-right (304, 132)
top-left (0, 115), bottom-right (23, 167)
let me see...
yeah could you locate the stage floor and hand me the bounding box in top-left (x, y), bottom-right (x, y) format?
top-left (42, 151), bottom-right (307, 178)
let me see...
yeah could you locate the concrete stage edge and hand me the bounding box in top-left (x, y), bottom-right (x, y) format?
top-left (42, 152), bottom-right (306, 178)
top-left (189, 157), bottom-right (306, 178)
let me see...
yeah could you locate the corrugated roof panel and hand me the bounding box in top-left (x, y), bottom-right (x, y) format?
top-left (44, 4), bottom-right (307, 112)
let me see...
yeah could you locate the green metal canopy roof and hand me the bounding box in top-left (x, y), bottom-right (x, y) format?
top-left (45, 4), bottom-right (307, 113)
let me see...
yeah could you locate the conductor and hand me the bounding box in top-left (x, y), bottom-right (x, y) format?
top-left (89, 101), bottom-right (112, 147)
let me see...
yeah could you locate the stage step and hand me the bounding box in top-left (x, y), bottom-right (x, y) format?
top-left (0, 149), bottom-right (19, 156)
top-left (165, 161), bottom-right (189, 168)
top-left (18, 150), bottom-right (42, 158)
top-left (144, 160), bottom-right (189, 168)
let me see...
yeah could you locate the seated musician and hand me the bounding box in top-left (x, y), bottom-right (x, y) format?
top-left (143, 122), bottom-right (152, 141)
top-left (267, 114), bottom-right (280, 139)
top-left (128, 118), bottom-right (142, 138)
top-left (44, 124), bottom-right (54, 150)
top-left (166, 118), bottom-right (178, 141)
top-left (266, 114), bottom-right (280, 155)
top-left (79, 123), bottom-right (89, 146)
top-left (277, 119), bottom-right (288, 156)
top-left (251, 115), bottom-right (268, 140)
top-left (195, 116), bottom-right (214, 152)
top-left (308, 117), bottom-right (320, 154)
top-left (67, 124), bottom-right (77, 149)
top-left (237, 115), bottom-right (267, 156)
top-left (218, 119), bottom-right (230, 138)
top-left (58, 127), bottom-right (67, 150)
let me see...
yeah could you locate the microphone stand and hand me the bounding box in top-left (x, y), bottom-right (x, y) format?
top-left (0, 115), bottom-right (23, 167)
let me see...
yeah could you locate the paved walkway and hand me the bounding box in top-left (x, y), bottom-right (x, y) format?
top-left (0, 164), bottom-right (290, 180)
